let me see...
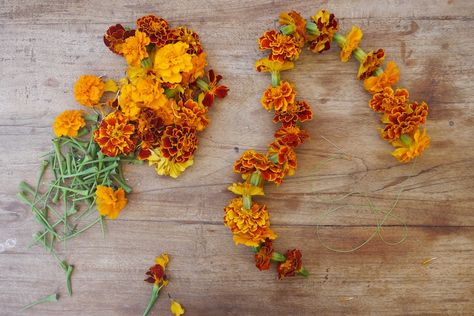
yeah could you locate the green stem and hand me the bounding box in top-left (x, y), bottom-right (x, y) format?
top-left (353, 48), bottom-right (367, 63)
top-left (271, 251), bottom-right (286, 262)
top-left (196, 78), bottom-right (210, 92)
top-left (298, 266), bottom-right (310, 277)
top-left (20, 293), bottom-right (59, 311)
top-left (143, 284), bottom-right (162, 316)
top-left (271, 71), bottom-right (280, 87)
top-left (333, 33), bottom-right (346, 47)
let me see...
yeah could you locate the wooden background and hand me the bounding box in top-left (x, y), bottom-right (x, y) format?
top-left (0, 0), bottom-right (473, 315)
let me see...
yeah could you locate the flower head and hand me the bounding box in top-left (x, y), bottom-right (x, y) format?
top-left (53, 110), bottom-right (86, 137)
top-left (228, 182), bottom-right (264, 196)
top-left (309, 10), bottom-right (338, 53)
top-left (94, 111), bottom-right (137, 157)
top-left (136, 15), bottom-right (170, 47)
top-left (120, 30), bottom-right (150, 67)
top-left (364, 61), bottom-right (400, 94)
top-left (103, 24), bottom-right (135, 55)
top-left (136, 108), bottom-right (164, 160)
top-left (200, 69), bottom-right (229, 107)
top-left (74, 75), bottom-right (105, 107)
top-left (274, 126), bottom-right (310, 148)
top-left (258, 30), bottom-right (301, 62)
top-left (357, 48), bottom-right (385, 80)
top-left (182, 52), bottom-right (207, 84)
top-left (382, 101), bottom-right (429, 141)
top-left (261, 81), bottom-right (296, 112)
top-left (153, 42), bottom-right (193, 83)
top-left (269, 142), bottom-right (297, 177)
top-left (95, 185), bottom-right (127, 219)
top-left (223, 198), bottom-right (276, 247)
top-left (175, 99), bottom-right (209, 131)
top-left (369, 87), bottom-right (409, 113)
top-left (148, 149), bottom-right (194, 178)
top-left (160, 125), bottom-right (198, 163)
top-left (277, 249), bottom-right (303, 279)
top-left (279, 11), bottom-right (307, 46)
top-left (255, 58), bottom-right (294, 73)
top-left (340, 26), bottom-right (363, 62)
top-left (168, 27), bottom-right (203, 55)
top-left (145, 253), bottom-right (169, 286)
top-left (391, 129), bottom-right (430, 163)
top-left (273, 100), bottom-right (313, 127)
top-left (233, 150), bottom-right (284, 184)
top-left (255, 239), bottom-right (274, 271)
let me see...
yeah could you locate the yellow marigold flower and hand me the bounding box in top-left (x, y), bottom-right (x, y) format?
top-left (181, 52), bottom-right (207, 84)
top-left (364, 61), bottom-right (400, 94)
top-left (391, 129), bottom-right (430, 163)
top-left (147, 149), bottom-right (194, 178)
top-left (340, 26), bottom-right (363, 62)
top-left (95, 185), bottom-right (127, 219)
top-left (357, 48), bottom-right (385, 80)
top-left (228, 182), bottom-right (264, 196)
top-left (223, 198), bottom-right (276, 247)
top-left (120, 30), bottom-right (150, 67)
top-left (170, 300), bottom-right (185, 316)
top-left (74, 75), bottom-right (105, 107)
top-left (153, 42), bottom-right (193, 83)
top-left (53, 110), bottom-right (86, 137)
top-left (255, 58), bottom-right (294, 73)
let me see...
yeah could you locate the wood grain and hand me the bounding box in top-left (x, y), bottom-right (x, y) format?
top-left (0, 0), bottom-right (473, 315)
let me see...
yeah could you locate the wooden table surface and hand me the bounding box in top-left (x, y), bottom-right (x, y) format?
top-left (1, 0), bottom-right (473, 315)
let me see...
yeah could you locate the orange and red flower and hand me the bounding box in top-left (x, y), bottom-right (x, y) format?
top-left (364, 61), bottom-right (400, 94)
top-left (137, 14), bottom-right (170, 47)
top-left (94, 111), bottom-right (137, 157)
top-left (233, 150), bottom-right (284, 184)
top-left (160, 125), bottom-right (198, 163)
top-left (258, 30), bottom-right (301, 62)
top-left (274, 126), bottom-right (310, 148)
top-left (309, 10), bottom-right (339, 53)
top-left (175, 99), bottom-right (209, 131)
top-left (369, 87), bottom-right (409, 113)
top-left (136, 108), bottom-right (164, 160)
top-left (269, 142), bottom-right (297, 177)
top-left (279, 10), bottom-right (307, 46)
top-left (273, 100), bottom-right (313, 127)
top-left (357, 48), bottom-right (385, 80)
top-left (255, 239), bottom-right (274, 271)
top-left (103, 24), bottom-right (135, 55)
top-left (277, 249), bottom-right (303, 279)
top-left (381, 101), bottom-right (429, 141)
top-left (201, 69), bottom-right (229, 107)
top-left (168, 27), bottom-right (203, 55)
top-left (261, 81), bottom-right (296, 112)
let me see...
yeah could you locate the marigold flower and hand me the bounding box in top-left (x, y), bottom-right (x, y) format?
top-left (340, 26), bottom-right (363, 62)
top-left (223, 198), bottom-right (276, 247)
top-left (258, 30), bottom-right (301, 62)
top-left (153, 42), bottom-right (193, 83)
top-left (120, 30), bottom-right (150, 67)
top-left (103, 24), bottom-right (135, 55)
top-left (74, 75), bottom-right (105, 107)
top-left (170, 300), bottom-right (185, 316)
top-left (369, 87), bottom-right (409, 113)
top-left (277, 249), bottom-right (303, 279)
top-left (200, 69), bottom-right (229, 107)
top-left (274, 126), bottom-right (310, 148)
top-left (95, 185), bottom-right (127, 219)
top-left (145, 253), bottom-right (169, 285)
top-left (160, 125), bottom-right (198, 164)
top-left (391, 129), bottom-right (430, 163)
top-left (228, 182), bottom-right (264, 196)
top-left (269, 142), bottom-right (297, 176)
top-left (168, 26), bottom-right (203, 55)
top-left (233, 150), bottom-right (284, 184)
top-left (148, 148), bottom-right (194, 178)
top-left (94, 111), bottom-right (137, 157)
top-left (309, 10), bottom-right (338, 53)
top-left (137, 15), bottom-right (170, 47)
top-left (136, 108), bottom-right (164, 160)
top-left (175, 99), bottom-right (209, 131)
top-left (279, 10), bottom-right (307, 46)
top-left (261, 81), bottom-right (296, 112)
top-left (182, 52), bottom-right (207, 84)
top-left (53, 110), bottom-right (86, 137)
top-left (273, 100), bottom-right (313, 127)
top-left (255, 58), bottom-right (294, 73)
top-left (364, 61), bottom-right (400, 94)
top-left (381, 101), bottom-right (429, 141)
top-left (255, 239), bottom-right (274, 271)
top-left (357, 48), bottom-right (385, 80)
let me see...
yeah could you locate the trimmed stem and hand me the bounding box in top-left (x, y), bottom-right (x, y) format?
top-left (143, 284), bottom-right (162, 316)
top-left (271, 71), bottom-right (281, 87)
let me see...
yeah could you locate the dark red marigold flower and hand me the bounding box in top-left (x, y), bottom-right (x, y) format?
top-left (103, 24), bottom-right (135, 55)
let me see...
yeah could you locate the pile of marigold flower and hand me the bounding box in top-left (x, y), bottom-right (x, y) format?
top-left (223, 9), bottom-right (430, 279)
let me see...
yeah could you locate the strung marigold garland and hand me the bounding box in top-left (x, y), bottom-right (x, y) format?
top-left (224, 9), bottom-right (430, 279)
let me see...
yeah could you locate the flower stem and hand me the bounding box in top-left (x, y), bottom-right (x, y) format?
top-left (298, 267), bottom-right (310, 277)
top-left (196, 78), bottom-right (210, 92)
top-left (271, 251), bottom-right (286, 262)
top-left (353, 48), bottom-right (367, 63)
top-left (271, 71), bottom-right (281, 87)
top-left (143, 284), bottom-right (162, 316)
top-left (20, 293), bottom-right (58, 311)
top-left (333, 33), bottom-right (346, 47)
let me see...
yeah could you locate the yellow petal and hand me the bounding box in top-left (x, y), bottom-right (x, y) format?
top-left (103, 79), bottom-right (118, 93)
top-left (155, 253), bottom-right (169, 267)
top-left (170, 300), bottom-right (185, 316)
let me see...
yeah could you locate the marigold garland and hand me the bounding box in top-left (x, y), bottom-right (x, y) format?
top-left (224, 9), bottom-right (430, 279)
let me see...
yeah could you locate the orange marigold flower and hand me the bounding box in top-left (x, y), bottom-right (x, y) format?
top-left (357, 48), bottom-right (385, 80)
top-left (136, 15), bottom-right (170, 47)
top-left (136, 108), bottom-right (164, 160)
top-left (277, 249), bottom-right (303, 279)
top-left (94, 111), bottom-right (137, 157)
top-left (160, 125), bottom-right (198, 163)
top-left (74, 75), bottom-right (105, 107)
top-left (175, 99), bottom-right (209, 131)
top-left (255, 239), bottom-right (274, 271)
top-left (145, 253), bottom-right (169, 286)
top-left (153, 42), bottom-right (193, 83)
top-left (233, 150), bottom-right (284, 184)
top-left (269, 142), bottom-right (297, 176)
top-left (364, 61), bottom-right (400, 94)
top-left (274, 125), bottom-right (309, 148)
top-left (120, 30), bottom-right (150, 67)
top-left (309, 10), bottom-right (338, 53)
top-left (279, 10), bottom-right (307, 46)
top-left (261, 81), bottom-right (296, 112)
top-left (258, 30), bottom-right (301, 62)
top-left (273, 100), bottom-right (313, 127)
top-left (53, 110), bottom-right (86, 138)
top-left (223, 198), bottom-right (276, 247)
top-left (340, 26), bottom-right (363, 62)
top-left (200, 69), bottom-right (229, 107)
top-left (103, 24), bottom-right (135, 55)
top-left (382, 101), bottom-right (429, 141)
top-left (369, 87), bottom-right (409, 113)
top-left (182, 52), bottom-right (207, 85)
top-left (391, 129), bottom-right (430, 163)
top-left (95, 185), bottom-right (127, 219)
top-left (167, 26), bottom-right (203, 55)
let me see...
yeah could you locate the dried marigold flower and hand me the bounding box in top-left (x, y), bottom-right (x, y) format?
top-left (277, 249), bottom-right (303, 279)
top-left (274, 126), bottom-right (310, 148)
top-left (74, 75), bottom-right (105, 107)
top-left (357, 48), bottom-right (385, 80)
top-left (273, 100), bottom-right (313, 127)
top-left (103, 24), bottom-right (135, 55)
top-left (279, 10), bottom-right (307, 46)
top-left (160, 125), bottom-right (198, 163)
top-left (258, 30), bottom-right (301, 62)
top-left (340, 26), bottom-right (363, 62)
top-left (261, 81), bottom-right (296, 112)
top-left (309, 10), bottom-right (338, 53)
top-left (153, 42), bottom-right (193, 83)
top-left (136, 108), bottom-right (164, 160)
top-left (381, 101), bottom-right (429, 141)
top-left (95, 185), bottom-right (127, 219)
top-left (369, 87), bottom-right (409, 113)
top-left (136, 15), bottom-right (170, 47)
top-left (200, 69), bottom-right (229, 107)
top-left (94, 111), bottom-right (137, 157)
top-left (224, 198), bottom-right (276, 247)
top-left (391, 129), bottom-right (430, 163)
top-left (175, 99), bottom-right (209, 131)
top-left (269, 142), bottom-right (297, 176)
top-left (255, 239), bottom-right (274, 271)
top-left (167, 26), bottom-right (203, 55)
top-left (53, 110), bottom-right (86, 138)
top-left (364, 61), bottom-right (400, 94)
